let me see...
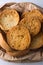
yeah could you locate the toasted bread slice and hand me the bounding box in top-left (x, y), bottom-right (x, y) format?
top-left (22, 9), bottom-right (43, 22)
top-left (20, 16), bottom-right (41, 36)
top-left (7, 25), bottom-right (31, 50)
top-left (0, 32), bottom-right (29, 57)
top-left (0, 25), bottom-right (4, 30)
top-left (0, 9), bottom-right (20, 30)
top-left (30, 33), bottom-right (43, 49)
top-left (0, 32), bottom-right (11, 51)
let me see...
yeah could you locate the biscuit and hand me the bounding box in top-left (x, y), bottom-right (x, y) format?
top-left (20, 17), bottom-right (41, 36)
top-left (22, 9), bottom-right (43, 22)
top-left (0, 9), bottom-right (20, 30)
top-left (30, 33), bottom-right (43, 49)
top-left (7, 25), bottom-right (31, 50)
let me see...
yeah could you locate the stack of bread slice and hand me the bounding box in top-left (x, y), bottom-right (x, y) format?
top-left (0, 8), bottom-right (43, 57)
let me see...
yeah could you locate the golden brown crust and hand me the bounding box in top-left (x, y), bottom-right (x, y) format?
top-left (0, 8), bottom-right (20, 30)
top-left (7, 25), bottom-right (31, 50)
top-left (0, 32), bottom-right (29, 57)
top-left (20, 16), bottom-right (41, 36)
top-left (0, 33), bottom-right (11, 52)
top-left (21, 11), bottom-right (30, 18)
top-left (30, 33), bottom-right (43, 49)
top-left (30, 9), bottom-right (43, 22)
top-left (21, 9), bottom-right (43, 22)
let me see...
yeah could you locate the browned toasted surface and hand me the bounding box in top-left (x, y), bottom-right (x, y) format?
top-left (0, 32), bottom-right (11, 52)
top-left (20, 16), bottom-right (41, 36)
top-left (7, 25), bottom-right (31, 50)
top-left (0, 8), bottom-right (20, 30)
top-left (21, 9), bottom-right (43, 22)
top-left (30, 33), bottom-right (43, 49)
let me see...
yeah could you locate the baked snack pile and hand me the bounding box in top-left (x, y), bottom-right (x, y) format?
top-left (0, 8), bottom-right (43, 57)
